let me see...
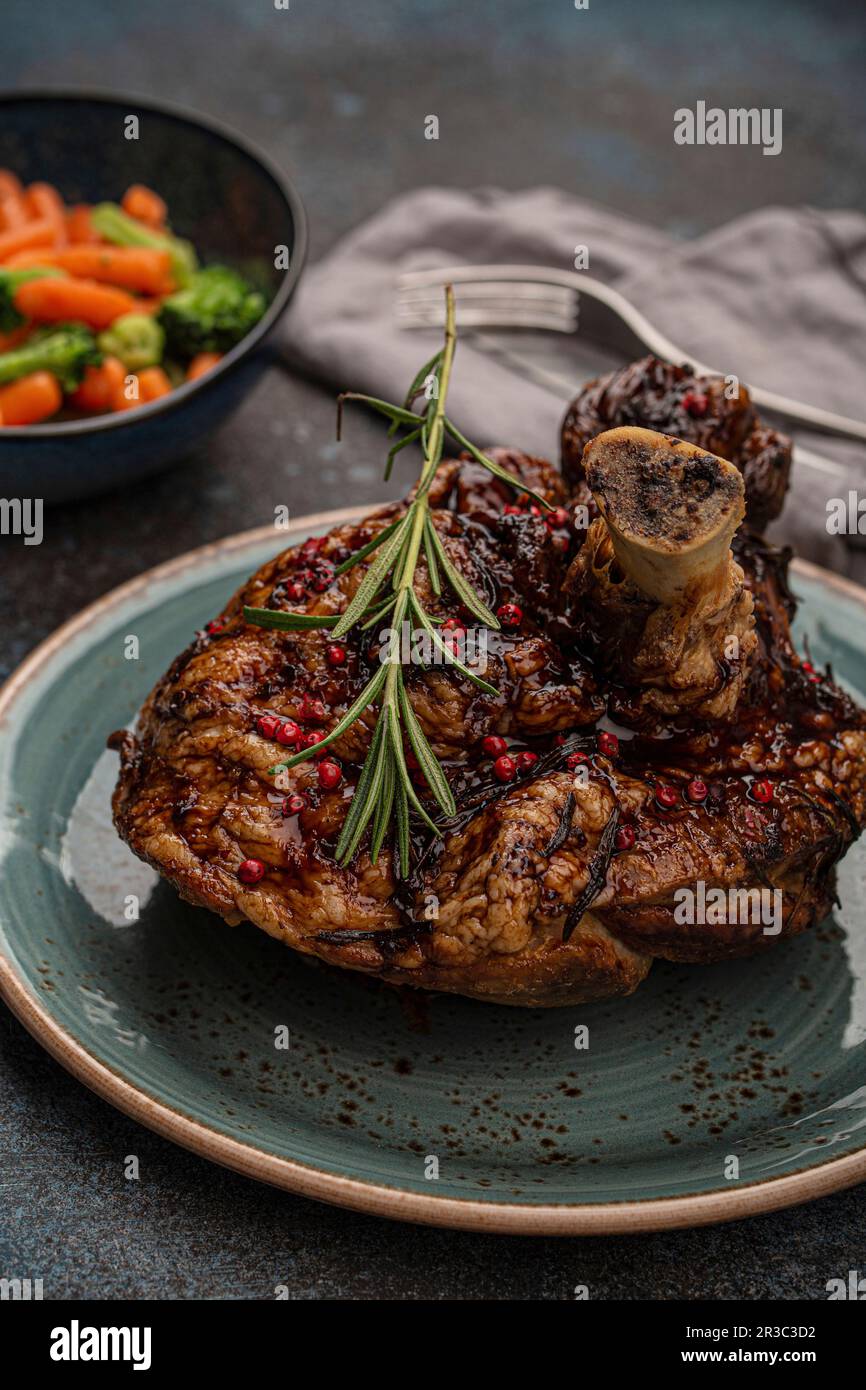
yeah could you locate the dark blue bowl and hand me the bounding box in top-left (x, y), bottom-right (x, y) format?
top-left (0, 90), bottom-right (307, 503)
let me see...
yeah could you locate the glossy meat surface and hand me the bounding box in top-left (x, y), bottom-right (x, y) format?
top-left (111, 417), bottom-right (865, 1006)
top-left (561, 356), bottom-right (792, 529)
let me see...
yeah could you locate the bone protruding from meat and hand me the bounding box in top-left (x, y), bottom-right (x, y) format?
top-left (572, 427), bottom-right (756, 720)
top-left (109, 444), bottom-right (866, 1006)
top-left (584, 426), bottom-right (745, 605)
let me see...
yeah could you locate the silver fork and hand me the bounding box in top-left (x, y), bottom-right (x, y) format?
top-left (398, 264), bottom-right (866, 450)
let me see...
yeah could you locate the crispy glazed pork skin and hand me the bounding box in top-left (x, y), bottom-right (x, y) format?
top-left (561, 355), bottom-right (792, 530)
top-left (111, 428), bottom-right (866, 1007)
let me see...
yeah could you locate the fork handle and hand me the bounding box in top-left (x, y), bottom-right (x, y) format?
top-left (567, 274), bottom-right (866, 445)
top-left (740, 385), bottom-right (866, 444)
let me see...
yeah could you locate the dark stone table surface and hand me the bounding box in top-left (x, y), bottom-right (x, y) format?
top-left (2, 0), bottom-right (866, 1299)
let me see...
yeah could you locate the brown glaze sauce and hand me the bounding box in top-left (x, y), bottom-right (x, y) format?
top-left (159, 479), bottom-right (862, 952)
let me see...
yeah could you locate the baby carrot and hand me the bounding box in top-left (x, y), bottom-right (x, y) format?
top-left (112, 365), bottom-right (173, 412)
top-left (25, 183), bottom-right (66, 240)
top-left (0, 370), bottom-right (63, 425)
top-left (186, 352), bottom-right (223, 381)
top-left (13, 275), bottom-right (137, 329)
top-left (0, 171), bottom-right (27, 226)
top-left (67, 204), bottom-right (97, 243)
top-left (111, 377), bottom-right (139, 411)
top-left (0, 218), bottom-right (57, 262)
top-left (0, 249), bottom-right (58, 269)
top-left (0, 172), bottom-right (24, 199)
top-left (0, 174), bottom-right (28, 231)
top-left (58, 246), bottom-right (171, 294)
top-left (121, 184), bottom-right (167, 230)
top-left (137, 365), bottom-right (172, 400)
top-left (69, 355), bottom-right (126, 412)
top-left (6, 245), bottom-right (173, 295)
top-left (0, 199), bottom-right (27, 231)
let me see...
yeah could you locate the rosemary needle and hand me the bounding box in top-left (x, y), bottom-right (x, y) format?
top-left (244, 286), bottom-right (551, 877)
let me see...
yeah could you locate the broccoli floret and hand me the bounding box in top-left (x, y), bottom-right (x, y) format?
top-left (98, 312), bottom-right (165, 371)
top-left (0, 324), bottom-right (102, 393)
top-left (0, 266), bottom-right (66, 333)
top-left (158, 266), bottom-right (266, 357)
top-left (90, 202), bottom-right (198, 286)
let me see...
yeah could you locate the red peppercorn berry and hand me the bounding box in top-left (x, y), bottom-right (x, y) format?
top-left (318, 760), bottom-right (342, 789)
top-left (655, 784), bottom-right (680, 810)
top-left (685, 779), bottom-right (708, 803)
top-left (238, 858), bottom-right (265, 885)
top-left (497, 603), bottom-right (523, 629)
top-left (682, 391), bottom-right (708, 417)
top-left (752, 778), bottom-right (774, 804)
top-left (483, 735), bottom-right (508, 758)
top-left (286, 580), bottom-right (307, 602)
top-left (441, 617), bottom-right (465, 633)
top-left (493, 754), bottom-right (517, 782)
top-left (567, 751), bottom-right (589, 770)
top-left (598, 731), bottom-right (619, 757)
top-left (614, 825), bottom-right (635, 851)
top-left (276, 719), bottom-right (301, 746)
top-left (326, 644), bottom-right (347, 667)
top-left (301, 730), bottom-right (326, 752)
top-left (282, 793), bottom-right (307, 816)
top-left (503, 503), bottom-right (523, 516)
top-left (256, 714), bottom-right (282, 740)
top-left (299, 695), bottom-right (327, 723)
top-left (517, 751), bottom-right (538, 772)
top-left (548, 507), bottom-right (570, 529)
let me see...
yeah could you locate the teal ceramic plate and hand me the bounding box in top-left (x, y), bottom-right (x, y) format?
top-left (2, 511), bottom-right (866, 1234)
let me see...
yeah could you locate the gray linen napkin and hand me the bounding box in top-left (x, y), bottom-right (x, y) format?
top-left (284, 187), bottom-right (866, 570)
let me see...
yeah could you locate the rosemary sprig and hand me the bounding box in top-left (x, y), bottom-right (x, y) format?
top-left (243, 286), bottom-right (549, 876)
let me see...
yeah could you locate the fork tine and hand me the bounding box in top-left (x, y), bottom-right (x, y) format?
top-left (401, 297), bottom-right (577, 323)
top-left (397, 268), bottom-right (579, 334)
top-left (400, 285), bottom-right (577, 313)
top-left (400, 299), bottom-right (578, 322)
top-left (400, 281), bottom-right (577, 304)
top-left (397, 306), bottom-right (578, 333)
top-left (398, 304), bottom-right (576, 323)
top-left (398, 263), bottom-right (583, 290)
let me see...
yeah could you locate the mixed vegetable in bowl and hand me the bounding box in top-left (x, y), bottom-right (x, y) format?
top-left (0, 175), bottom-right (267, 425)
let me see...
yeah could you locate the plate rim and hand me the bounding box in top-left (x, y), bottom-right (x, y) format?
top-left (2, 509), bottom-right (865, 1236)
